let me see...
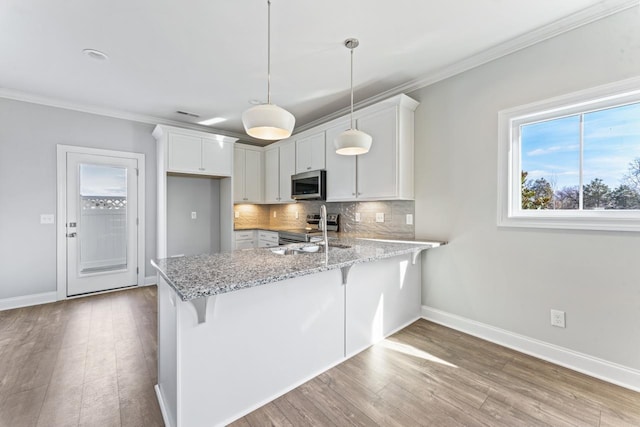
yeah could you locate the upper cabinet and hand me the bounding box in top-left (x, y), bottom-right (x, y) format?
top-left (164, 130), bottom-right (233, 177)
top-left (325, 120), bottom-right (356, 201)
top-left (234, 145), bottom-right (263, 204)
top-left (324, 94), bottom-right (419, 201)
top-left (295, 131), bottom-right (325, 173)
top-left (264, 140), bottom-right (296, 203)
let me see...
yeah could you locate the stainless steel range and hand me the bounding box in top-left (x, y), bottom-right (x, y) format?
top-left (278, 213), bottom-right (339, 244)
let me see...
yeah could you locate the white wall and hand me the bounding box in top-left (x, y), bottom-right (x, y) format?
top-left (412, 7), bottom-right (640, 370)
top-left (167, 175), bottom-right (221, 257)
top-left (0, 98), bottom-right (157, 300)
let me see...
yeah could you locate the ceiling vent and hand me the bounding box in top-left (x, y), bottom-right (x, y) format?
top-left (176, 110), bottom-right (200, 118)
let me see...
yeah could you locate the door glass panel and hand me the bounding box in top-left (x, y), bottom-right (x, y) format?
top-left (78, 164), bottom-right (128, 274)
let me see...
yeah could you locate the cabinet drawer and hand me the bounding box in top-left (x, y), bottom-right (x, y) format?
top-left (235, 240), bottom-right (256, 250)
top-left (257, 231), bottom-right (279, 243)
top-left (235, 231), bottom-right (255, 241)
top-left (258, 240), bottom-right (278, 248)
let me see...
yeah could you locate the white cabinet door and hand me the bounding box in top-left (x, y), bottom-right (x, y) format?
top-left (202, 139), bottom-right (232, 176)
top-left (356, 107), bottom-right (398, 199)
top-left (296, 132), bottom-right (325, 173)
top-left (325, 120), bottom-right (357, 201)
top-left (233, 148), bottom-right (246, 203)
top-left (168, 133), bottom-right (202, 173)
top-left (264, 147), bottom-right (280, 203)
top-left (244, 149), bottom-right (262, 203)
top-left (279, 141), bottom-right (296, 203)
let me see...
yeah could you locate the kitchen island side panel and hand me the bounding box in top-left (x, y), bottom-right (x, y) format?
top-left (173, 269), bottom-right (345, 427)
top-left (157, 277), bottom-right (178, 427)
top-left (346, 253), bottom-right (422, 357)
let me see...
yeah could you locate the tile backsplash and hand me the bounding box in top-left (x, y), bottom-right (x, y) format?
top-left (234, 200), bottom-right (415, 239)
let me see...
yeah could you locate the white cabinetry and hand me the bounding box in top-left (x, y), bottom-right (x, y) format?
top-left (324, 94), bottom-right (418, 201)
top-left (234, 145), bottom-right (263, 204)
top-left (295, 131), bottom-right (325, 173)
top-left (264, 141), bottom-right (296, 203)
top-left (152, 125), bottom-right (237, 258)
top-left (234, 230), bottom-right (256, 250)
top-left (257, 230), bottom-right (279, 248)
top-left (167, 132), bottom-right (232, 176)
top-left (325, 120), bottom-right (357, 201)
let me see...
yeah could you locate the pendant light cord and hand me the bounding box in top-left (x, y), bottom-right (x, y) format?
top-left (350, 47), bottom-right (354, 129)
top-left (267, 0), bottom-right (271, 105)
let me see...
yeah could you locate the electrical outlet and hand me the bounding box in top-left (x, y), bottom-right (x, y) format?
top-left (234, 211), bottom-right (240, 218)
top-left (273, 211), bottom-right (277, 218)
top-left (550, 309), bottom-right (566, 328)
top-left (355, 212), bottom-right (361, 222)
top-left (406, 214), bottom-right (413, 225)
top-left (375, 213), bottom-right (385, 223)
top-left (40, 214), bottom-right (54, 224)
top-left (191, 212), bottom-right (197, 219)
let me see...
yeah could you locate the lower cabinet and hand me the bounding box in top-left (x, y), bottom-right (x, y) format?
top-left (257, 231), bottom-right (278, 248)
top-left (234, 230), bottom-right (256, 250)
top-left (235, 230), bottom-right (279, 249)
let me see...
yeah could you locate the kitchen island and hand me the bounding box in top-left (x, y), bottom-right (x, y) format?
top-left (152, 236), bottom-right (440, 427)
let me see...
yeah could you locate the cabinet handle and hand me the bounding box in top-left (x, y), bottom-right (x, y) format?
top-left (358, 192), bottom-right (362, 196)
top-left (307, 167), bottom-right (311, 170)
top-left (243, 198), bottom-right (248, 201)
top-left (198, 167), bottom-right (205, 171)
top-left (352, 192), bottom-right (356, 196)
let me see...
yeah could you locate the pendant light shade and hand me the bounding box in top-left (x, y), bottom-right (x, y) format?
top-left (335, 38), bottom-right (371, 155)
top-left (335, 129), bottom-right (372, 155)
top-left (242, 0), bottom-right (295, 140)
top-left (242, 103), bottom-right (295, 140)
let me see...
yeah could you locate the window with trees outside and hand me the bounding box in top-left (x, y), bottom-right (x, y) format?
top-left (498, 78), bottom-right (640, 231)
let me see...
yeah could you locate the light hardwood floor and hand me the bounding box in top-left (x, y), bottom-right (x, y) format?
top-left (1, 287), bottom-right (639, 426)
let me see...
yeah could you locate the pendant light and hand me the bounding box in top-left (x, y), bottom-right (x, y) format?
top-left (242, 0), bottom-right (295, 141)
top-left (334, 38), bottom-right (372, 155)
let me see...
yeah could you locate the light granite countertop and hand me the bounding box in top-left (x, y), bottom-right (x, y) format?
top-left (151, 236), bottom-right (442, 301)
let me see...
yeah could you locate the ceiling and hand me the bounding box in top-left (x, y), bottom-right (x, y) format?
top-left (0, 0), bottom-right (635, 145)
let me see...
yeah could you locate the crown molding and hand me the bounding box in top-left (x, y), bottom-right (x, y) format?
top-left (1, 0), bottom-right (636, 139)
top-left (0, 87), bottom-right (249, 141)
top-left (294, 0), bottom-right (639, 134)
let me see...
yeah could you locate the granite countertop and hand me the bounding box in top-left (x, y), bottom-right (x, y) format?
top-left (151, 236), bottom-right (442, 301)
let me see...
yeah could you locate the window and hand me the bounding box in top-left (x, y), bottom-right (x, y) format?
top-left (498, 78), bottom-right (640, 231)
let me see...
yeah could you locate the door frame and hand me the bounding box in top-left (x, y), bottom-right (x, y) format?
top-left (56, 144), bottom-right (145, 301)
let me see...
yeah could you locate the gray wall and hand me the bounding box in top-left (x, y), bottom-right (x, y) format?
top-left (0, 98), bottom-right (157, 299)
top-left (412, 7), bottom-right (640, 370)
top-left (167, 175), bottom-right (221, 257)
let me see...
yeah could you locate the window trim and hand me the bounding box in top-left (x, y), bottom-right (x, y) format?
top-left (497, 76), bottom-right (640, 232)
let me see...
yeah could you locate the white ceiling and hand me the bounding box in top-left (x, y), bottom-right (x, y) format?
top-left (0, 0), bottom-right (635, 144)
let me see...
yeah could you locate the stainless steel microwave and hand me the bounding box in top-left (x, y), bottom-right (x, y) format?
top-left (291, 170), bottom-right (326, 200)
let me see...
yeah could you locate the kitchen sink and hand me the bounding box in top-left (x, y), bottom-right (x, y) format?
top-left (270, 243), bottom-right (351, 255)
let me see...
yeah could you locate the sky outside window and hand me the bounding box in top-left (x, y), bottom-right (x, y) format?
top-left (520, 101), bottom-right (640, 210)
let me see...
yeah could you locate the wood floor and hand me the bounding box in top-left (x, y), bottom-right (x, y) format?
top-left (2, 287), bottom-right (639, 426)
top-left (0, 287), bottom-right (163, 427)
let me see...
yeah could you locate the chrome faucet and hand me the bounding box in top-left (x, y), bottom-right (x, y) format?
top-left (320, 204), bottom-right (328, 247)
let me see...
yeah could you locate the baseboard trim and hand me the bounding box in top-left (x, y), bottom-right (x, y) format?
top-left (154, 384), bottom-right (172, 427)
top-left (0, 291), bottom-right (57, 311)
top-left (421, 305), bottom-right (640, 393)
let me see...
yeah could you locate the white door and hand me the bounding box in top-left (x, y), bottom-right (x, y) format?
top-left (65, 153), bottom-right (139, 296)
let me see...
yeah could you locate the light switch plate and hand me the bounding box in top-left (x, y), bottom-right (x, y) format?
top-left (40, 214), bottom-right (54, 224)
top-left (234, 211), bottom-right (240, 218)
top-left (375, 213), bottom-right (385, 223)
top-left (355, 212), bottom-right (361, 222)
top-left (406, 214), bottom-right (413, 225)
top-left (295, 211), bottom-right (299, 219)
top-left (191, 212), bottom-right (197, 219)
